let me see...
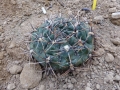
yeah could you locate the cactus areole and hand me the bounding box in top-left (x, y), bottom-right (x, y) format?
top-left (30, 17), bottom-right (94, 72)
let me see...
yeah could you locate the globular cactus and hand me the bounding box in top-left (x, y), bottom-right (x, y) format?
top-left (29, 17), bottom-right (94, 72)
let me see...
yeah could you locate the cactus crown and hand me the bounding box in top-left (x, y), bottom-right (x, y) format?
top-left (29, 17), bottom-right (94, 72)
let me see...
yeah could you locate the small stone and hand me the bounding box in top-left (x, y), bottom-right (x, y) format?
top-left (87, 83), bottom-right (91, 87)
top-left (63, 84), bottom-right (67, 89)
top-left (94, 48), bottom-right (105, 56)
top-left (51, 78), bottom-right (55, 82)
top-left (109, 7), bottom-right (117, 13)
top-left (0, 37), bottom-right (4, 43)
top-left (109, 3), bottom-right (116, 8)
top-left (105, 72), bottom-right (114, 83)
top-left (67, 83), bottom-right (74, 89)
top-left (111, 38), bottom-right (120, 45)
top-left (49, 82), bottom-right (54, 88)
top-left (105, 53), bottom-right (114, 63)
top-left (85, 87), bottom-right (92, 90)
top-left (117, 5), bottom-right (120, 9)
top-left (114, 75), bottom-right (120, 81)
top-left (93, 16), bottom-right (104, 24)
top-left (7, 83), bottom-right (16, 90)
top-left (71, 78), bottom-right (77, 83)
top-left (0, 26), bottom-right (4, 33)
top-left (111, 12), bottom-right (120, 19)
top-left (9, 65), bottom-right (22, 74)
top-left (96, 84), bottom-right (100, 89)
top-left (39, 85), bottom-right (45, 90)
top-left (103, 44), bottom-right (116, 53)
top-left (11, 0), bottom-right (17, 4)
top-left (0, 51), bottom-right (5, 60)
top-left (110, 18), bottom-right (120, 25)
top-left (93, 59), bottom-right (99, 65)
top-left (20, 63), bottom-right (42, 89)
top-left (111, 0), bottom-right (116, 2)
top-left (8, 41), bottom-right (16, 49)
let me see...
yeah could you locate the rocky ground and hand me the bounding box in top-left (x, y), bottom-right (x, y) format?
top-left (0, 0), bottom-right (120, 90)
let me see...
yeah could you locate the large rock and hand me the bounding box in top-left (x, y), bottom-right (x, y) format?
top-left (20, 63), bottom-right (42, 89)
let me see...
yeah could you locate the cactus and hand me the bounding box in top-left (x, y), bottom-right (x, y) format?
top-left (29, 17), bottom-right (94, 72)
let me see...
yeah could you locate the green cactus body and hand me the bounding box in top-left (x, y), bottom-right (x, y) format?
top-left (30, 17), bottom-right (94, 71)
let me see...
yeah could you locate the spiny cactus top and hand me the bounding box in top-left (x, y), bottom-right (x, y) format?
top-left (29, 17), bottom-right (94, 72)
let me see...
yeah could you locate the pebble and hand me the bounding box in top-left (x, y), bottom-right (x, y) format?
top-left (109, 7), bottom-right (117, 13)
top-left (49, 82), bottom-right (54, 88)
top-left (111, 0), bottom-right (116, 2)
top-left (103, 44), bottom-right (116, 53)
top-left (87, 83), bottom-right (91, 87)
top-left (20, 63), bottom-right (42, 89)
top-left (85, 87), bottom-right (92, 90)
top-left (111, 38), bottom-right (120, 45)
top-left (0, 26), bottom-right (4, 33)
top-left (71, 78), bottom-right (77, 83)
top-left (11, 0), bottom-right (17, 5)
top-left (93, 16), bottom-right (104, 24)
top-left (105, 53), bottom-right (114, 63)
top-left (39, 85), bottom-right (45, 90)
top-left (110, 18), bottom-right (120, 25)
top-left (93, 59), bottom-right (99, 65)
top-left (7, 83), bottom-right (16, 90)
top-left (111, 12), bottom-right (120, 19)
top-left (67, 83), bottom-right (74, 89)
top-left (96, 84), bottom-right (100, 89)
top-left (9, 65), bottom-right (22, 74)
top-left (0, 51), bottom-right (5, 60)
top-left (114, 75), bottom-right (120, 81)
top-left (0, 37), bottom-right (4, 43)
top-left (109, 3), bottom-right (116, 8)
top-left (94, 48), bottom-right (105, 56)
top-left (8, 41), bottom-right (16, 49)
top-left (63, 84), bottom-right (67, 89)
top-left (105, 72), bottom-right (114, 83)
